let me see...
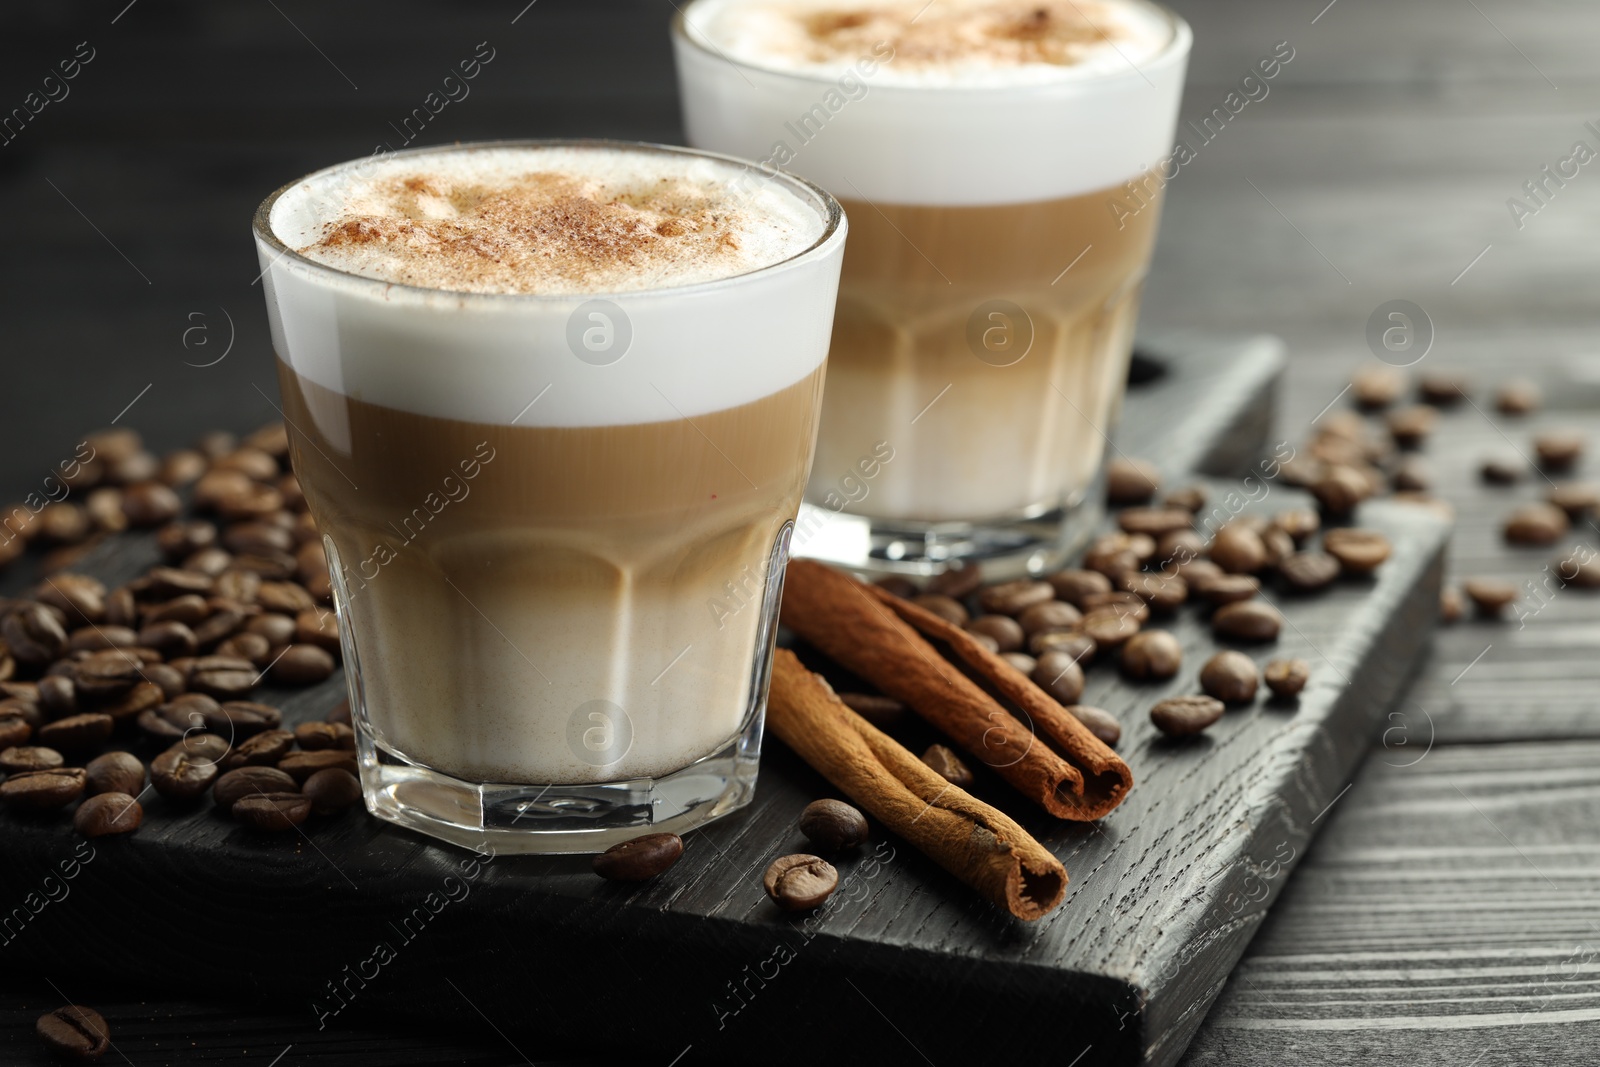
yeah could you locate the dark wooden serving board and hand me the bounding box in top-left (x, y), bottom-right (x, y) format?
top-left (0, 335), bottom-right (1449, 1067)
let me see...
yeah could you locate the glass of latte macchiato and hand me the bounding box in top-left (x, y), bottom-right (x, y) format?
top-left (253, 141), bottom-right (845, 853)
top-left (674, 0), bottom-right (1190, 577)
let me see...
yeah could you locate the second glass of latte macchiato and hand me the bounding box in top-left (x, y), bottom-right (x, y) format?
top-left (254, 141), bottom-right (845, 853)
top-left (674, 0), bottom-right (1192, 576)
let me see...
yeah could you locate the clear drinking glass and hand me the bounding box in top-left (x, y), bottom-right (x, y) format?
top-left (253, 140), bottom-right (846, 853)
top-left (674, 1), bottom-right (1192, 578)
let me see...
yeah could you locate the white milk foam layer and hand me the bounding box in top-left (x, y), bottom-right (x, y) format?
top-left (676, 0), bottom-right (1191, 205)
top-left (256, 143), bottom-right (845, 429)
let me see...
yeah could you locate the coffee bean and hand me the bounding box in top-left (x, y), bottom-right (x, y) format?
top-left (1156, 529), bottom-right (1207, 566)
top-left (189, 658), bottom-right (259, 700)
top-left (978, 580), bottom-right (1054, 617)
top-left (1150, 695), bottom-right (1224, 737)
top-left (1, 767), bottom-right (86, 810)
top-left (1546, 483), bottom-right (1600, 520)
top-left (1121, 572), bottom-right (1187, 611)
top-left (1000, 651), bottom-right (1037, 675)
top-left (0, 719), bottom-right (31, 752)
top-left (1279, 551), bottom-right (1340, 593)
top-left (257, 581), bottom-right (315, 616)
top-left (968, 633), bottom-right (999, 654)
top-left (203, 700), bottom-right (282, 738)
top-left (1495, 378), bottom-right (1541, 415)
top-left (1312, 465), bottom-right (1372, 515)
top-left (1352, 364), bottom-right (1405, 409)
top-left (1387, 405), bottom-right (1438, 449)
top-left (926, 563), bottom-right (982, 599)
top-left (151, 746), bottom-right (220, 800)
top-left (3, 603), bottom-right (68, 668)
top-left (65, 625), bottom-right (136, 654)
top-left (37, 503), bottom-right (91, 544)
top-left (138, 620), bottom-right (198, 659)
top-left (295, 609), bottom-right (341, 653)
top-left (921, 743), bottom-right (974, 787)
top-left (1563, 553), bottom-right (1600, 590)
top-left (1477, 455), bottom-right (1523, 486)
top-left (763, 854), bottom-right (838, 911)
top-left (145, 594), bottom-right (209, 627)
top-left (181, 546), bottom-right (234, 577)
top-left (74, 792), bottom-right (143, 838)
top-left (1066, 705), bottom-right (1121, 747)
top-left (1029, 629), bottom-right (1097, 663)
top-left (1200, 651), bottom-right (1259, 702)
top-left (1212, 601), bottom-right (1283, 642)
top-left (245, 613), bottom-right (299, 646)
top-left (964, 615), bottom-right (1024, 654)
top-left (1177, 558), bottom-right (1224, 589)
top-left (36, 1005), bottom-right (109, 1061)
top-left (1031, 651), bottom-right (1086, 704)
top-left (1107, 457), bottom-right (1160, 505)
top-left (216, 632), bottom-right (272, 666)
top-left (1120, 630), bottom-right (1181, 681)
top-left (1390, 457), bottom-right (1431, 493)
top-left (191, 607), bottom-right (247, 650)
top-left (1162, 485), bottom-right (1207, 513)
top-left (37, 675), bottom-right (77, 718)
top-left (1271, 508), bottom-right (1321, 545)
top-left (870, 576), bottom-right (916, 600)
top-left (1081, 606), bottom-right (1141, 648)
top-left (593, 832), bottom-right (684, 881)
top-left (909, 594), bottom-right (968, 627)
top-left (326, 698), bottom-right (352, 725)
top-left (1503, 503), bottom-right (1570, 546)
top-left (279, 749), bottom-right (358, 783)
top-left (1261, 526), bottom-right (1296, 570)
top-left (213, 766), bottom-right (299, 813)
top-left (37, 712), bottom-right (114, 751)
top-left (798, 798), bottom-right (868, 851)
top-left (72, 649), bottom-right (145, 700)
top-left (1047, 569), bottom-right (1113, 608)
top-left (1080, 590), bottom-right (1150, 623)
top-left (213, 569), bottom-right (262, 604)
top-left (1463, 578), bottom-right (1518, 616)
top-left (160, 449), bottom-right (208, 487)
top-left (122, 481), bottom-right (182, 526)
top-left (0, 746), bottom-right (63, 774)
top-left (1418, 371), bottom-right (1471, 405)
top-left (223, 521), bottom-right (294, 557)
top-left (1263, 658), bottom-right (1311, 697)
top-left (1210, 524), bottom-right (1268, 574)
top-left (1535, 430), bottom-right (1584, 472)
top-left (837, 693), bottom-right (907, 730)
top-left (84, 751), bottom-right (145, 797)
top-left (1016, 600), bottom-right (1080, 636)
top-left (1440, 587), bottom-right (1465, 624)
top-left (1082, 535), bottom-right (1140, 579)
top-left (296, 540), bottom-right (328, 584)
top-left (234, 791), bottom-right (313, 831)
top-left (271, 644), bottom-right (335, 686)
top-left (1117, 507), bottom-right (1193, 538)
top-left (35, 574), bottom-right (106, 625)
top-left (1323, 528), bottom-right (1394, 574)
top-left (221, 729), bottom-right (295, 769)
top-left (1198, 574), bottom-right (1260, 606)
top-left (294, 721), bottom-right (355, 751)
top-left (302, 768), bottom-right (362, 815)
top-left (156, 520), bottom-right (218, 561)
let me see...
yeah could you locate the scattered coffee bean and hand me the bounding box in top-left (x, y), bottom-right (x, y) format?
top-left (1029, 629), bottom-right (1097, 663)
top-left (838, 693), bottom-right (907, 729)
top-left (84, 751), bottom-right (145, 796)
top-left (151, 746), bottom-right (220, 801)
top-left (1000, 651), bottom-right (1037, 675)
top-left (294, 721), bottom-right (355, 751)
top-left (1117, 507), bottom-right (1193, 538)
top-left (215, 631), bottom-right (272, 666)
top-left (1263, 658), bottom-right (1311, 697)
top-left (1271, 508), bottom-right (1320, 546)
top-left (763, 854), bottom-right (839, 911)
top-left (0, 767), bottom-right (86, 810)
top-left (978, 580), bottom-right (1055, 617)
top-left (326, 698), bottom-right (352, 726)
top-left (278, 749), bottom-right (358, 782)
top-left (1479, 456), bottom-right (1523, 485)
top-left (302, 767), bottom-right (362, 814)
top-left (1546, 483), bottom-right (1600, 520)
top-left (234, 791), bottom-right (313, 832)
top-left (295, 609), bottom-right (341, 652)
top-left (1278, 551), bottom-right (1340, 593)
top-left (1212, 601), bottom-right (1283, 642)
top-left (1440, 587), bottom-right (1465, 624)
top-left (1047, 569), bottom-right (1113, 608)
top-left (911, 594), bottom-right (968, 627)
top-left (1163, 485), bottom-right (1207, 513)
top-left (1107, 457), bottom-right (1161, 505)
top-left (1080, 606), bottom-right (1141, 648)
top-left (1535, 430), bottom-right (1584, 472)
top-left (74, 792), bottom-right (143, 838)
top-left (968, 632), bottom-right (1000, 654)
top-left (222, 729), bottom-right (296, 769)
top-left (271, 643), bottom-right (335, 686)
top-left (926, 563), bottom-right (983, 600)
top-left (203, 700), bottom-right (283, 738)
top-left (213, 766), bottom-right (300, 813)
top-left (122, 482), bottom-right (182, 526)
top-left (1150, 695), bottom-right (1225, 737)
top-left (1016, 600), bottom-right (1081, 636)
top-left (964, 615), bottom-right (1024, 654)
top-left (1199, 574), bottom-right (1260, 606)
top-left (1503, 503), bottom-right (1570, 546)
top-left (1418, 371), bottom-right (1471, 406)
top-left (0, 717), bottom-right (32, 751)
top-left (921, 743), bottom-right (974, 787)
top-left (36, 674), bottom-right (77, 718)
top-left (1312, 465), bottom-right (1372, 515)
top-left (798, 798), bottom-right (868, 851)
top-left (871, 576), bottom-right (917, 599)
top-left (1080, 590), bottom-right (1150, 623)
top-left (3, 603), bottom-right (68, 669)
top-left (1082, 536), bottom-right (1139, 579)
top-left (1066, 705), bottom-right (1121, 747)
top-left (1156, 529), bottom-right (1207, 565)
top-left (188, 655), bottom-right (259, 700)
top-left (1121, 572), bottom-right (1188, 611)
top-left (1210, 524), bottom-right (1267, 574)
top-left (36, 1005), bottom-right (110, 1061)
top-left (0, 746), bottom-right (63, 774)
top-left (1322, 528), bottom-right (1393, 575)
top-left (1391, 457), bottom-right (1431, 493)
top-left (1387, 405), bottom-right (1438, 449)
top-left (1495, 378), bottom-right (1541, 415)
top-left (1352, 364), bottom-right (1405, 409)
top-left (593, 832), bottom-right (684, 881)
top-left (1200, 651), bottom-right (1260, 702)
top-left (1463, 577), bottom-right (1518, 616)
top-left (1031, 651), bottom-right (1086, 704)
top-left (1120, 630), bottom-right (1182, 681)
top-left (37, 712), bottom-right (114, 752)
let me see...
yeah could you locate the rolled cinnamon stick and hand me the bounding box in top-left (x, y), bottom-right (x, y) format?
top-left (767, 649), bottom-right (1067, 920)
top-left (780, 559), bottom-right (1131, 820)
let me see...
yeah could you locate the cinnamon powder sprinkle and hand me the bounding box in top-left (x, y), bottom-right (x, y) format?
top-left (800, 0), bottom-right (1126, 68)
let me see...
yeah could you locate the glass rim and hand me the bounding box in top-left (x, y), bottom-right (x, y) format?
top-left (251, 137), bottom-right (847, 305)
top-left (671, 0), bottom-right (1192, 94)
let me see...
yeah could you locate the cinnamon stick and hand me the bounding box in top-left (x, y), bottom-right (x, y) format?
top-left (780, 559), bottom-right (1132, 821)
top-left (767, 649), bottom-right (1067, 920)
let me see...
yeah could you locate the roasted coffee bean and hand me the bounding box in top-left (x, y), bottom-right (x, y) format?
top-left (257, 581), bottom-right (316, 615)
top-left (85, 488), bottom-right (127, 535)
top-left (222, 729), bottom-right (295, 769)
top-left (156, 520), bottom-right (217, 561)
top-left (1479, 455), bottom-right (1523, 485)
top-left (1121, 572), bottom-right (1187, 611)
top-left (835, 694), bottom-right (906, 732)
top-left (909, 594), bottom-right (968, 627)
top-left (234, 791), bottom-right (312, 831)
top-left (151, 745), bottom-right (221, 800)
top-left (870, 576), bottom-right (917, 599)
top-left (1387, 405), bottom-right (1438, 449)
top-left (1535, 430), bottom-right (1584, 471)
top-left (1080, 606), bottom-right (1141, 648)
top-left (121, 482), bottom-right (182, 526)
top-left (763, 853), bottom-right (839, 911)
top-left (292, 609), bottom-right (341, 655)
top-left (75, 792), bottom-right (143, 837)
top-left (189, 656), bottom-right (259, 700)
top-left (798, 798), bottom-right (868, 851)
top-left (593, 832), bottom-right (685, 882)
top-left (326, 698), bottom-right (352, 726)
top-left (1417, 370), bottom-right (1471, 405)
top-left (1311, 465), bottom-right (1371, 515)
top-left (108, 451), bottom-right (160, 485)
top-left (213, 446), bottom-right (279, 482)
top-left (1082, 536), bottom-right (1140, 580)
top-left (0, 767), bottom-right (86, 810)
top-left (1261, 526), bottom-right (1296, 569)
top-left (1323, 528), bottom-right (1394, 574)
top-left (1198, 574), bottom-right (1261, 606)
top-left (1278, 551), bottom-right (1340, 593)
top-left (99, 680), bottom-right (162, 722)
top-left (65, 625), bottom-right (136, 654)
top-left (303, 768), bottom-right (362, 815)
top-left (1067, 705), bottom-right (1121, 747)
top-left (1016, 600), bottom-right (1080, 636)
top-left (151, 692), bottom-right (221, 732)
top-left (213, 766), bottom-right (299, 813)
top-left (926, 563), bottom-right (983, 599)
top-left (1272, 507), bottom-right (1321, 546)
top-left (1120, 630), bottom-right (1181, 681)
top-left (37, 675), bottom-right (77, 718)
top-left (145, 593), bottom-right (209, 627)
top-left (967, 633), bottom-right (999, 654)
top-left (1150, 695), bottom-right (1225, 737)
top-left (244, 612), bottom-right (299, 647)
top-left (0, 745), bottom-right (63, 774)
top-left (37, 712), bottom-right (113, 751)
top-left (102, 586), bottom-right (137, 628)
top-left (1047, 569), bottom-right (1112, 608)
top-left (271, 643), bottom-right (335, 686)
top-left (213, 568), bottom-right (262, 605)
top-left (921, 743), bottom-right (974, 787)
top-left (964, 615), bottom-right (1024, 654)
top-left (978, 580), bottom-right (1054, 617)
top-left (181, 547), bottom-right (234, 577)
top-left (224, 521), bottom-right (294, 557)
top-left (3, 603), bottom-right (68, 668)
top-left (1079, 590), bottom-right (1150, 623)
top-left (1117, 507), bottom-right (1193, 538)
top-left (1156, 529), bottom-right (1207, 566)
top-left (84, 751), bottom-right (145, 797)
top-left (294, 721), bottom-right (355, 751)
top-left (1503, 503), bottom-right (1570, 546)
top-left (1163, 485), bottom-right (1207, 513)
top-left (190, 608), bottom-right (247, 650)
top-left (1031, 651), bottom-right (1086, 704)
top-left (1000, 651), bottom-right (1037, 675)
top-left (73, 649), bottom-right (146, 698)
top-left (0, 715), bottom-right (33, 750)
top-left (175, 732), bottom-right (232, 766)
top-left (1352, 364), bottom-right (1405, 409)
top-left (1495, 378), bottom-right (1541, 415)
top-left (1106, 457), bottom-right (1160, 505)
top-left (296, 541), bottom-right (328, 584)
top-left (1546, 483), bottom-right (1600, 520)
top-left (36, 503), bottom-right (90, 544)
top-left (216, 632), bottom-right (272, 666)
top-left (35, 1005), bottom-right (109, 1061)
top-left (1200, 651), bottom-right (1259, 702)
top-left (1029, 629), bottom-right (1097, 663)
top-left (203, 700), bottom-right (282, 738)
top-left (1463, 578), bottom-right (1518, 616)
top-left (1212, 601), bottom-right (1283, 642)
top-left (1210, 524), bottom-right (1268, 574)
top-left (159, 449), bottom-right (208, 487)
top-left (1391, 457), bottom-right (1432, 493)
top-left (279, 749), bottom-right (357, 782)
top-left (136, 620), bottom-right (196, 659)
top-left (35, 574), bottom-right (106, 624)
top-left (1177, 557), bottom-right (1224, 588)
top-left (1264, 658), bottom-right (1311, 697)
top-left (1440, 587), bottom-right (1465, 624)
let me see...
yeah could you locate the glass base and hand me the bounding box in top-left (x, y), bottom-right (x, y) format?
top-left (357, 713), bottom-right (763, 855)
